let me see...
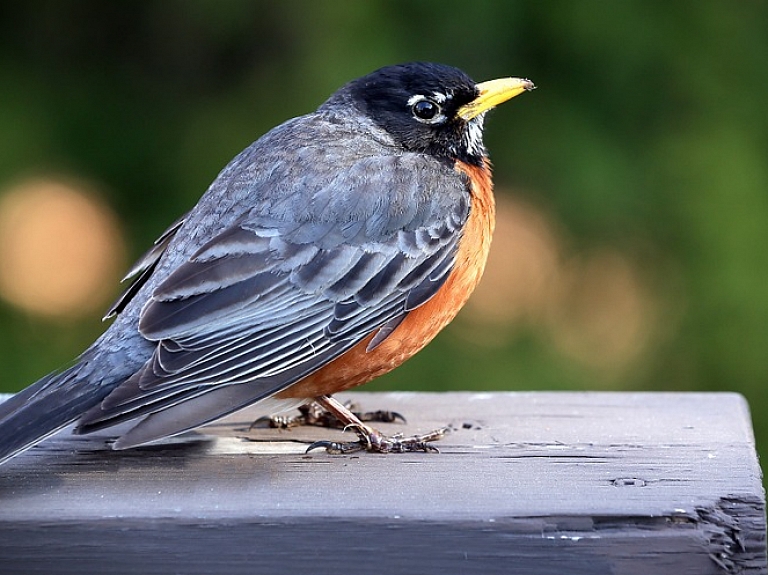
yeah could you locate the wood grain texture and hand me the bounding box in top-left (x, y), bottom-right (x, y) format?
top-left (0, 391), bottom-right (764, 574)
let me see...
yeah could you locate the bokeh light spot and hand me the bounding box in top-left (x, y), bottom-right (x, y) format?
top-left (545, 249), bottom-right (657, 377)
top-left (0, 178), bottom-right (126, 318)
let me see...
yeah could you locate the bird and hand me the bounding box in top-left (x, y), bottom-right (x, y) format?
top-left (0, 62), bottom-right (533, 464)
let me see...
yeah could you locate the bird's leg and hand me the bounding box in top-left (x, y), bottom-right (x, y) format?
top-left (306, 395), bottom-right (448, 454)
top-left (255, 398), bottom-right (405, 430)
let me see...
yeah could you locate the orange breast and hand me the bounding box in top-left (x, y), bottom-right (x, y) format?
top-left (279, 160), bottom-right (496, 399)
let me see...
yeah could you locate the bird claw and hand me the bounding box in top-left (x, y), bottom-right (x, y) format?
top-left (355, 408), bottom-right (407, 424)
top-left (306, 426), bottom-right (448, 455)
top-left (253, 400), bottom-right (406, 430)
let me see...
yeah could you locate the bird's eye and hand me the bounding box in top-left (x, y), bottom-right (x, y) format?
top-left (411, 98), bottom-right (441, 121)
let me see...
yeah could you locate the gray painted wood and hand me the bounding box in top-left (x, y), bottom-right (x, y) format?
top-left (0, 391), bottom-right (764, 574)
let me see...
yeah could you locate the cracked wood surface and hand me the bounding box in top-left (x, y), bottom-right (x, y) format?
top-left (0, 391), bottom-right (765, 574)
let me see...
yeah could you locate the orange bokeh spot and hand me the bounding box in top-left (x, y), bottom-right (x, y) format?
top-left (0, 178), bottom-right (126, 318)
top-left (544, 249), bottom-right (657, 377)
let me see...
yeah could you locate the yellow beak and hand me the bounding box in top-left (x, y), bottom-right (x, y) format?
top-left (457, 77), bottom-right (535, 121)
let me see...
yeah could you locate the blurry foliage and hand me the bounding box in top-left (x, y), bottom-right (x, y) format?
top-left (1, 2), bottom-right (767, 463)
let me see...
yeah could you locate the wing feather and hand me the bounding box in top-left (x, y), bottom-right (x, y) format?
top-left (103, 215), bottom-right (187, 319)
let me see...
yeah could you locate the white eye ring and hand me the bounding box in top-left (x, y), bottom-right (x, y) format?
top-left (408, 95), bottom-right (446, 124)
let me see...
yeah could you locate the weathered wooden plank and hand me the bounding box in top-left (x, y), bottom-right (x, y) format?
top-left (0, 391), bottom-right (764, 574)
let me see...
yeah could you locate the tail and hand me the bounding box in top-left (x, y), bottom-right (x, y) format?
top-left (0, 354), bottom-right (118, 465)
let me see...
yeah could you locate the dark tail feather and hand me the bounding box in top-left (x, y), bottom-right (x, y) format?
top-left (0, 360), bottom-right (115, 465)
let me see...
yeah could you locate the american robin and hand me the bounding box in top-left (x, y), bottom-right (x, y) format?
top-left (0, 62), bottom-right (533, 463)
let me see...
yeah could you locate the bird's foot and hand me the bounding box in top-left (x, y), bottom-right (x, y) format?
top-left (306, 425), bottom-right (448, 454)
top-left (256, 395), bottom-right (445, 453)
top-left (254, 399), bottom-right (405, 430)
top-left (302, 394), bottom-right (446, 454)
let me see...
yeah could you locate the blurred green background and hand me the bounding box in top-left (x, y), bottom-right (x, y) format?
top-left (0, 2), bottom-right (766, 467)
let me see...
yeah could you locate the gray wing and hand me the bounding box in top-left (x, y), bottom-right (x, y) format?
top-left (77, 153), bottom-right (470, 446)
